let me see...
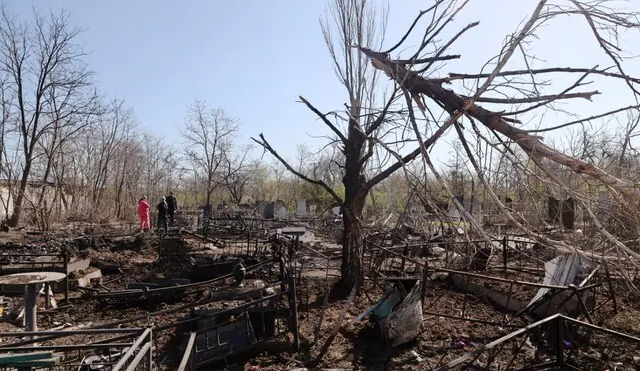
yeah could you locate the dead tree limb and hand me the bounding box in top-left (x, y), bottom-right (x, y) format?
top-left (358, 52), bottom-right (640, 200)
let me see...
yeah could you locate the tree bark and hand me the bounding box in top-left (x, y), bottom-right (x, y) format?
top-left (339, 199), bottom-right (366, 296)
top-left (336, 113), bottom-right (368, 296)
top-left (8, 160), bottom-right (32, 227)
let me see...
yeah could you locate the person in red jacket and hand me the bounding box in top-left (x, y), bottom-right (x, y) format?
top-left (138, 196), bottom-right (151, 232)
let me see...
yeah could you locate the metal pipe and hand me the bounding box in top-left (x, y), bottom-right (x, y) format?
top-left (24, 283), bottom-right (38, 332)
top-left (124, 341), bottom-right (152, 371)
top-left (96, 258), bottom-right (275, 297)
top-left (0, 343), bottom-right (134, 351)
top-left (177, 333), bottom-right (197, 371)
top-left (63, 249), bottom-right (69, 304)
top-left (0, 328), bottom-right (144, 337)
top-left (111, 328), bottom-right (152, 371)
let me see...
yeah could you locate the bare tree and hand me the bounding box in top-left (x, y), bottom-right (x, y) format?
top-left (254, 0), bottom-right (437, 296)
top-left (222, 144), bottom-right (253, 204)
top-left (181, 99), bottom-right (239, 206)
top-left (351, 0), bottom-right (640, 272)
top-left (0, 7), bottom-right (99, 227)
top-left (0, 72), bottom-right (14, 219)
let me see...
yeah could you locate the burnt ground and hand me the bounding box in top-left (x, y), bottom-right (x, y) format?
top-left (1, 227), bottom-right (640, 371)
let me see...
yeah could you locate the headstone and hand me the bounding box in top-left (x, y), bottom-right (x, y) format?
top-left (547, 197), bottom-right (560, 222)
top-left (264, 202), bottom-right (275, 219)
top-left (297, 199), bottom-right (307, 217)
top-left (561, 197), bottom-right (575, 230)
top-left (276, 206), bottom-right (288, 219)
top-left (258, 202), bottom-right (267, 218)
top-left (203, 204), bottom-right (212, 220)
top-left (332, 206), bottom-right (341, 217)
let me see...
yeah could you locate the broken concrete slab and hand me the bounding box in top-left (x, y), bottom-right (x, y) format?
top-left (74, 269), bottom-right (103, 288)
top-left (525, 254), bottom-right (595, 317)
top-left (451, 274), bottom-right (526, 313)
top-left (66, 258), bottom-right (90, 274)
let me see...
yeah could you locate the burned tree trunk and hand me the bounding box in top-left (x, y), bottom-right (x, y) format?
top-left (339, 170), bottom-right (368, 296)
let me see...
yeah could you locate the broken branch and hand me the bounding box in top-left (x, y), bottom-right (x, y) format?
top-left (251, 133), bottom-right (344, 205)
top-left (298, 96), bottom-right (348, 143)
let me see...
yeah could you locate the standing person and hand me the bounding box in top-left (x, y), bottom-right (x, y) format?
top-left (157, 197), bottom-right (169, 233)
top-left (137, 196), bottom-right (150, 232)
top-left (166, 191), bottom-right (178, 226)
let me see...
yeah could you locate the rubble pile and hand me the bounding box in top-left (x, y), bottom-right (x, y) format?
top-left (0, 214), bottom-right (638, 371)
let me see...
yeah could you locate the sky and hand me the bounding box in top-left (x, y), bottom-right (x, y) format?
top-left (6, 0), bottom-right (640, 169)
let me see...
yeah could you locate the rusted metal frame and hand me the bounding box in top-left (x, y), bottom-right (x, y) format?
top-left (189, 292), bottom-right (294, 368)
top-left (482, 339), bottom-right (510, 369)
top-left (0, 342), bottom-right (134, 352)
top-left (96, 258), bottom-right (276, 298)
top-left (503, 334), bottom-right (537, 370)
top-left (435, 314), bottom-right (640, 371)
top-left (462, 274), bottom-right (470, 318)
top-left (366, 242), bottom-right (570, 290)
top-left (0, 328), bottom-right (144, 338)
top-left (181, 229), bottom-right (224, 246)
top-left (504, 281), bottom-right (515, 325)
top-left (432, 314), bottom-right (563, 371)
top-left (502, 235), bottom-right (508, 270)
top-left (9, 280), bottom-right (285, 348)
top-left (124, 341), bottom-right (152, 371)
top-left (301, 244), bottom-right (329, 260)
top-left (152, 284), bottom-right (286, 333)
top-left (422, 310), bottom-right (522, 328)
top-left (440, 268), bottom-right (582, 290)
top-left (556, 316), bottom-right (565, 367)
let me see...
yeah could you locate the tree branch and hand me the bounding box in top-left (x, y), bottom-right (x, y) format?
top-left (467, 91), bottom-right (599, 104)
top-left (360, 45), bottom-right (640, 200)
top-left (442, 67), bottom-right (640, 85)
top-left (251, 133), bottom-right (344, 205)
top-left (298, 96), bottom-right (347, 143)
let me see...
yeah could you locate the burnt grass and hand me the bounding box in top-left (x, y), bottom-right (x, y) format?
top-left (1, 229), bottom-right (640, 370)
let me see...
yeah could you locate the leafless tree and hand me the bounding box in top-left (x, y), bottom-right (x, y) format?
top-left (253, 0), bottom-right (465, 296)
top-left (222, 144), bottom-right (253, 204)
top-left (0, 72), bottom-right (14, 218)
top-left (181, 99), bottom-right (239, 205)
top-left (255, 0), bottom-right (389, 296)
top-left (352, 0), bottom-right (640, 276)
top-left (0, 7), bottom-right (100, 227)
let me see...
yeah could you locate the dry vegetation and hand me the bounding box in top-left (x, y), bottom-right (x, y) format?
top-left (2, 0), bottom-right (640, 370)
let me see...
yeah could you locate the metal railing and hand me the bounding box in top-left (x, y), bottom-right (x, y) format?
top-left (432, 314), bottom-right (640, 371)
top-left (0, 251), bottom-right (70, 304)
top-left (0, 327), bottom-right (153, 371)
top-left (176, 279), bottom-right (298, 370)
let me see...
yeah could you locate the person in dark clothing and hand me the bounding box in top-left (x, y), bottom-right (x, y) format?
top-left (157, 197), bottom-right (169, 232)
top-left (165, 191), bottom-right (178, 226)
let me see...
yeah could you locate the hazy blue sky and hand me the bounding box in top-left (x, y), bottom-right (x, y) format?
top-left (6, 0), bottom-right (640, 167)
